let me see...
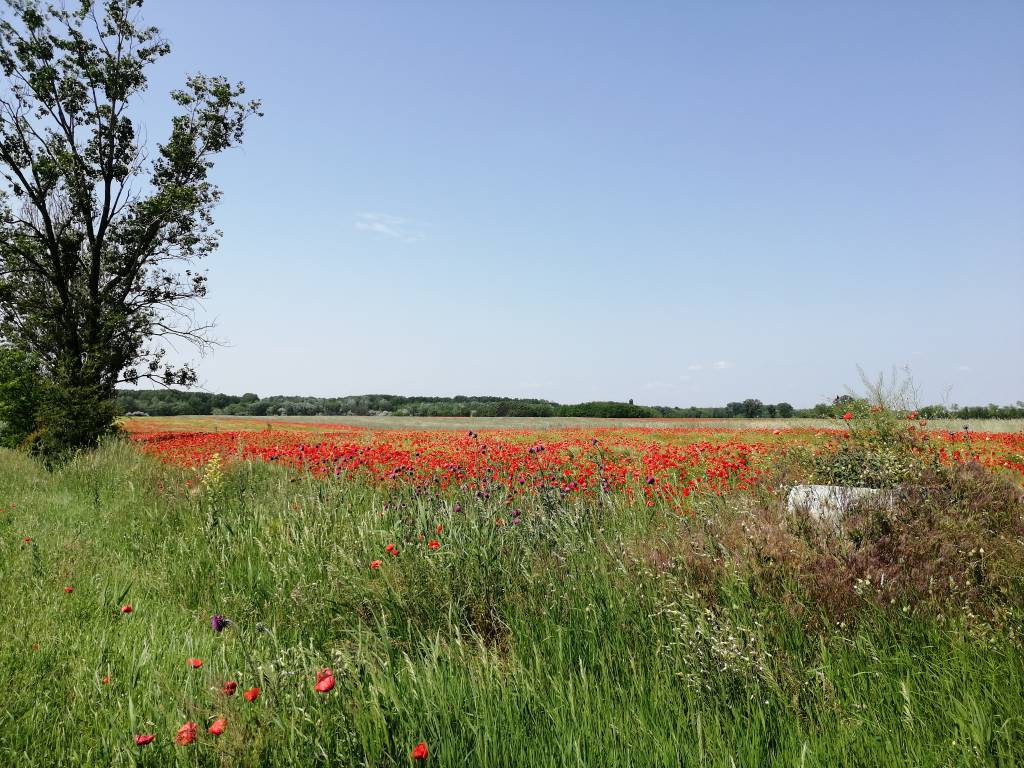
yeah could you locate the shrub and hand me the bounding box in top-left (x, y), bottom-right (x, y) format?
top-left (0, 347), bottom-right (42, 448)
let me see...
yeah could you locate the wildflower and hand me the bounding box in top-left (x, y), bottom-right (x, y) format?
top-left (222, 680), bottom-right (238, 696)
top-left (208, 718), bottom-right (227, 736)
top-left (64, 586), bottom-right (74, 593)
top-left (842, 412), bottom-right (854, 421)
top-left (436, 524), bottom-right (443, 534)
top-left (22, 537), bottom-right (31, 543)
top-left (411, 741), bottom-right (429, 760)
top-left (120, 604), bottom-right (133, 614)
top-left (210, 614), bottom-right (228, 632)
top-left (187, 658), bottom-right (203, 669)
top-left (453, 503), bottom-right (462, 514)
top-left (315, 668), bottom-right (335, 693)
top-left (243, 687), bottom-right (260, 702)
top-left (428, 539), bottom-right (440, 550)
top-left (370, 559), bottom-right (382, 570)
top-left (175, 722), bottom-right (198, 746)
top-left (102, 675), bottom-right (111, 685)
top-left (384, 543), bottom-right (396, 554)
top-left (134, 734), bottom-right (155, 746)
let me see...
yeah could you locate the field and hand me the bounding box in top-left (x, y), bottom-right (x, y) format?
top-left (1, 416), bottom-right (1023, 766)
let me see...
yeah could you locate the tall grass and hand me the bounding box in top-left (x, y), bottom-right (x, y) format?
top-left (0, 442), bottom-right (1021, 766)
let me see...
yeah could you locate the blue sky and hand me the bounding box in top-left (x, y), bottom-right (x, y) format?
top-left (138, 1), bottom-right (1022, 407)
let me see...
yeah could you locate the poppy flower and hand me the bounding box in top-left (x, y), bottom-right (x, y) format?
top-left (427, 539), bottom-right (440, 550)
top-left (22, 537), bottom-right (32, 543)
top-left (411, 741), bottom-right (429, 760)
top-left (385, 543), bottom-right (396, 554)
top-left (436, 524), bottom-right (443, 534)
top-left (175, 721), bottom-right (198, 746)
top-left (64, 586), bottom-right (74, 593)
top-left (102, 675), bottom-right (111, 685)
top-left (187, 658), bottom-right (203, 669)
top-left (208, 718), bottom-right (227, 736)
top-left (222, 680), bottom-right (238, 696)
top-left (243, 687), bottom-right (260, 702)
top-left (120, 604), bottom-right (133, 614)
top-left (370, 559), bottom-right (382, 570)
top-left (210, 614), bottom-right (228, 632)
top-left (314, 669), bottom-right (335, 693)
top-left (842, 412), bottom-right (854, 421)
top-left (134, 734), bottom-right (155, 746)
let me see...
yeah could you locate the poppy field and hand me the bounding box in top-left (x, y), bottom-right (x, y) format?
top-left (1, 417), bottom-right (1023, 766)
top-left (124, 416), bottom-right (1024, 506)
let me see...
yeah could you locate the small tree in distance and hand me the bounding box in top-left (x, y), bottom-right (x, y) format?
top-left (0, 0), bottom-right (260, 455)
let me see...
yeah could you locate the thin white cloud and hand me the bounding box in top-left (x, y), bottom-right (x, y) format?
top-left (643, 380), bottom-right (672, 390)
top-left (354, 212), bottom-right (426, 243)
top-left (688, 360), bottom-right (735, 372)
top-left (957, 365), bottom-right (971, 372)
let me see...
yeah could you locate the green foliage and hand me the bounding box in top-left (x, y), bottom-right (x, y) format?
top-left (810, 371), bottom-right (941, 488)
top-left (0, 346), bottom-right (41, 446)
top-left (32, 381), bottom-right (118, 461)
top-left (0, 1), bottom-right (259, 454)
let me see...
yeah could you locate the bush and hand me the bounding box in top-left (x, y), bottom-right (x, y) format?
top-left (0, 348), bottom-right (42, 448)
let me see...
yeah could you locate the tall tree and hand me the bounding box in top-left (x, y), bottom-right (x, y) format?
top-left (0, 0), bottom-right (259, 453)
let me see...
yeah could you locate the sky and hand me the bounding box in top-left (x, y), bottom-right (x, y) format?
top-left (131, 1), bottom-right (1022, 407)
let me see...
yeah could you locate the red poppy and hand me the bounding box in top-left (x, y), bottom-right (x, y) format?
top-left (64, 586), bottom-right (74, 593)
top-left (314, 671), bottom-right (335, 693)
top-left (22, 537), bottom-right (32, 543)
top-left (243, 687), bottom-right (261, 702)
top-left (102, 675), bottom-right (111, 685)
top-left (222, 680), bottom-right (238, 696)
top-left (370, 559), bottom-right (382, 570)
top-left (175, 721), bottom-right (198, 746)
top-left (436, 524), bottom-right (443, 534)
top-left (208, 718), bottom-right (227, 736)
top-left (842, 412), bottom-right (854, 421)
top-left (411, 741), bottom-right (429, 760)
top-left (187, 658), bottom-right (203, 669)
top-left (427, 539), bottom-right (440, 550)
top-left (134, 734), bottom-right (155, 746)
top-left (385, 543), bottom-right (396, 554)
top-left (120, 604), bottom-right (133, 614)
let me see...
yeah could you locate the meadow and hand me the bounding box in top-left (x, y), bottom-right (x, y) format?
top-left (1, 414), bottom-right (1022, 766)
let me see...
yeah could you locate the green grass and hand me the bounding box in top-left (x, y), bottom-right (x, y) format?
top-left (0, 442), bottom-right (1021, 766)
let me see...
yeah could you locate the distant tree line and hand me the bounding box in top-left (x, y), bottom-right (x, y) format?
top-left (115, 390), bottom-right (1024, 420)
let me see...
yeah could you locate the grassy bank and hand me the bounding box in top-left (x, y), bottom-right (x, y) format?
top-left (0, 441), bottom-right (1021, 766)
